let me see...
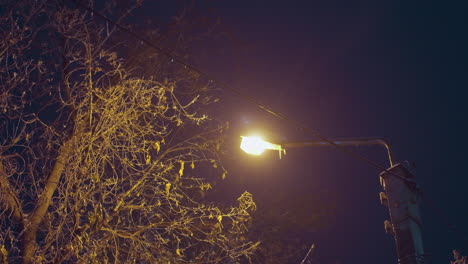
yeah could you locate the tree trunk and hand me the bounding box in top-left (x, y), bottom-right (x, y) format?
top-left (21, 141), bottom-right (73, 264)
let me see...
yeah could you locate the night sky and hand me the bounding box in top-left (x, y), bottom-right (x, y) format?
top-left (143, 1), bottom-right (467, 263)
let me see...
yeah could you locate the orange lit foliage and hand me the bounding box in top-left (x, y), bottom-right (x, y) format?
top-left (0, 1), bottom-right (257, 263)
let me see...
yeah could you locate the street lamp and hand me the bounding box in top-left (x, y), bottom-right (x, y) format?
top-left (240, 136), bottom-right (284, 156)
top-left (241, 135), bottom-right (394, 165)
top-left (240, 135), bottom-right (425, 264)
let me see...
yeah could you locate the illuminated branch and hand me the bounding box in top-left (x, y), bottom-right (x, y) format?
top-left (0, 1), bottom-right (258, 263)
top-left (0, 161), bottom-right (24, 223)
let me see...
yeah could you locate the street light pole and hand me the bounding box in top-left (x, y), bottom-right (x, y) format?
top-left (284, 138), bottom-right (424, 263)
top-left (380, 163), bottom-right (425, 264)
top-left (241, 136), bottom-right (426, 263)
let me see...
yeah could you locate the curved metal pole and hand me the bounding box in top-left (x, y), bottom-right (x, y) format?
top-left (282, 137), bottom-right (394, 167)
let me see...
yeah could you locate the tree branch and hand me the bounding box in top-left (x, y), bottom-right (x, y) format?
top-left (0, 161), bottom-right (24, 223)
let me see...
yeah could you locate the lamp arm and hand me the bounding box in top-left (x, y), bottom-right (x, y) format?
top-left (281, 137), bottom-right (394, 167)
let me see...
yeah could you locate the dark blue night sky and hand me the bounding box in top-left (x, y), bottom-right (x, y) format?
top-left (143, 1), bottom-right (467, 263)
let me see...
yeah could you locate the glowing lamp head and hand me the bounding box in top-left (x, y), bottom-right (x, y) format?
top-left (240, 136), bottom-right (283, 156)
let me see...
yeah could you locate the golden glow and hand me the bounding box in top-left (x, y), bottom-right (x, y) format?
top-left (240, 136), bottom-right (283, 156)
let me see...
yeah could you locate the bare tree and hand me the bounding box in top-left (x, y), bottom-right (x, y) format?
top-left (0, 1), bottom-right (258, 263)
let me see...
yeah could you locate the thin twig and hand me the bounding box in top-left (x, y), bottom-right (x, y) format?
top-left (300, 244), bottom-right (315, 264)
